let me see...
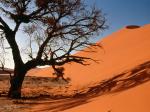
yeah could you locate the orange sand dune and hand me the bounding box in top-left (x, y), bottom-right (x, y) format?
top-left (26, 24), bottom-right (150, 112)
top-left (27, 24), bottom-right (150, 86)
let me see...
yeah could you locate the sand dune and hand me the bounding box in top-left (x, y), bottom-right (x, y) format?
top-left (27, 24), bottom-right (150, 85)
top-left (0, 24), bottom-right (149, 112)
top-left (25, 24), bottom-right (150, 112)
top-left (62, 24), bottom-right (150, 112)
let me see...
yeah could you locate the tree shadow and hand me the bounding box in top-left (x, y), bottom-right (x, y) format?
top-left (85, 61), bottom-right (150, 95)
top-left (15, 60), bottom-right (150, 112)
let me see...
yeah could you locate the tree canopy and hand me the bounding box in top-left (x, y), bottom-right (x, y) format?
top-left (0, 0), bottom-right (106, 69)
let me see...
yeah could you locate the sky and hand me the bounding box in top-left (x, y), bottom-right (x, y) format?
top-left (1, 0), bottom-right (150, 69)
top-left (86, 0), bottom-right (150, 39)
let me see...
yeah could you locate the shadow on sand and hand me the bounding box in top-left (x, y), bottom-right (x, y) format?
top-left (15, 61), bottom-right (150, 112)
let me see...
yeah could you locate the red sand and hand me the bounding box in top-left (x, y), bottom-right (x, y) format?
top-left (28, 24), bottom-right (150, 85)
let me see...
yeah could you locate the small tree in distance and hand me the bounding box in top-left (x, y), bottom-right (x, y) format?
top-left (0, 0), bottom-right (106, 99)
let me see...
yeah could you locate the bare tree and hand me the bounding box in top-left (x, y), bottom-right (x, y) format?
top-left (0, 0), bottom-right (106, 98)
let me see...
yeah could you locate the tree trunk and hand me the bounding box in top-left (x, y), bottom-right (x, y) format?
top-left (8, 69), bottom-right (27, 99)
top-left (4, 30), bottom-right (26, 99)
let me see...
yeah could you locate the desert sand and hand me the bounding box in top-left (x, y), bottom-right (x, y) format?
top-left (0, 24), bottom-right (150, 112)
top-left (28, 24), bottom-right (150, 85)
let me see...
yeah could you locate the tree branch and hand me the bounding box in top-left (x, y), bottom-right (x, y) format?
top-left (0, 17), bottom-right (10, 30)
top-left (14, 22), bottom-right (21, 34)
top-left (0, 25), bottom-right (4, 30)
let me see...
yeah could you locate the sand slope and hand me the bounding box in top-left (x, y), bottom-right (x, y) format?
top-left (0, 24), bottom-right (150, 112)
top-left (62, 24), bottom-right (150, 112)
top-left (28, 24), bottom-right (150, 85)
top-left (24, 24), bottom-right (150, 112)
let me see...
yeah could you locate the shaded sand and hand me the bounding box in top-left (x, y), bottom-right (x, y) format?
top-left (63, 61), bottom-right (150, 112)
top-left (64, 82), bottom-right (150, 112)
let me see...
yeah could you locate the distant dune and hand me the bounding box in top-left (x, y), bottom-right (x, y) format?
top-left (0, 68), bottom-right (14, 75)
